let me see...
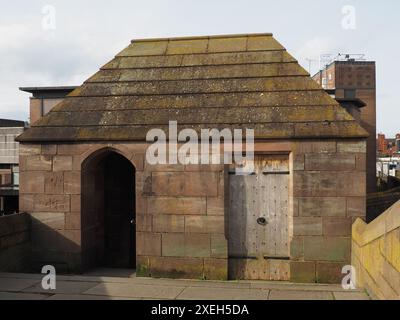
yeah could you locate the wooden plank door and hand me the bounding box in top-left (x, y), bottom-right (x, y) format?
top-left (228, 155), bottom-right (290, 280)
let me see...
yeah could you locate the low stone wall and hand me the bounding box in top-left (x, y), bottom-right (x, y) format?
top-left (352, 200), bottom-right (400, 299)
top-left (0, 213), bottom-right (31, 272)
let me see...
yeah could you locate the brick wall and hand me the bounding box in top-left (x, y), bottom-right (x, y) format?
top-left (352, 200), bottom-right (400, 299)
top-left (0, 213), bottom-right (31, 272)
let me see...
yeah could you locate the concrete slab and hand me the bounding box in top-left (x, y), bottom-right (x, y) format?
top-left (126, 277), bottom-right (251, 289)
top-left (333, 291), bottom-right (371, 300)
top-left (250, 281), bottom-right (359, 292)
top-left (83, 282), bottom-right (185, 299)
top-left (269, 290), bottom-right (334, 300)
top-left (46, 293), bottom-right (139, 300)
top-left (0, 292), bottom-right (49, 300)
top-left (0, 278), bottom-right (40, 292)
top-left (177, 287), bottom-right (269, 300)
top-left (23, 280), bottom-right (100, 295)
top-left (0, 272), bottom-right (375, 300)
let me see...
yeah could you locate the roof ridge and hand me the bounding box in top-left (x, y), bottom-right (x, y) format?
top-left (131, 33), bottom-right (273, 43)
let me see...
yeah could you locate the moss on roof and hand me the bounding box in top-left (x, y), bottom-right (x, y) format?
top-left (17, 33), bottom-right (368, 142)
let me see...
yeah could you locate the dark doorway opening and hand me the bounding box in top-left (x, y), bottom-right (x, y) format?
top-left (81, 150), bottom-right (136, 271)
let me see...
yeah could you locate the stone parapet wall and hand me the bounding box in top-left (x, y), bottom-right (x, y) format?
top-left (352, 200), bottom-right (400, 299)
top-left (0, 213), bottom-right (31, 272)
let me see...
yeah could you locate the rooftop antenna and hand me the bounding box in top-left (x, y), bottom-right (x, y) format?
top-left (305, 58), bottom-right (318, 74)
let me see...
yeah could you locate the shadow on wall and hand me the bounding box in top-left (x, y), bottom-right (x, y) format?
top-left (30, 214), bottom-right (82, 273)
top-left (0, 213), bottom-right (31, 272)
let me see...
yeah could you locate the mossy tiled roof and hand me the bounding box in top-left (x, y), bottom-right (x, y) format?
top-left (17, 33), bottom-right (368, 142)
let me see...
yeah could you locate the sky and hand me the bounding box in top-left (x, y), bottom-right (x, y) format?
top-left (0, 0), bottom-right (399, 136)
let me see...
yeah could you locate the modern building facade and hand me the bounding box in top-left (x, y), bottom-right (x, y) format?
top-left (313, 58), bottom-right (376, 194)
top-left (20, 86), bottom-right (77, 124)
top-left (0, 119), bottom-right (25, 215)
top-left (16, 33), bottom-right (368, 283)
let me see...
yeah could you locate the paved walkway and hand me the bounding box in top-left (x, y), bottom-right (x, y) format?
top-left (0, 269), bottom-right (370, 300)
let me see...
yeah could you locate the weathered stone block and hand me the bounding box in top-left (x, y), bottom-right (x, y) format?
top-left (19, 144), bottom-right (41, 156)
top-left (346, 197), bottom-right (366, 218)
top-left (65, 212), bottom-right (80, 230)
top-left (204, 258), bottom-right (227, 280)
top-left (206, 197), bottom-right (224, 215)
top-left (136, 214), bottom-right (153, 232)
top-left (294, 141), bottom-right (336, 154)
top-left (161, 233), bottom-right (185, 257)
top-left (19, 194), bottom-right (35, 212)
top-left (33, 195), bottom-right (70, 213)
top-left (30, 212), bottom-right (65, 229)
top-left (290, 237), bottom-right (304, 259)
top-left (293, 154), bottom-right (304, 171)
top-left (147, 197), bottom-right (206, 215)
top-left (322, 217), bottom-right (352, 236)
top-left (25, 155), bottom-right (52, 171)
top-left (298, 197), bottom-right (346, 217)
top-left (183, 172), bottom-right (218, 196)
top-left (184, 234), bottom-right (210, 258)
top-left (149, 256), bottom-right (204, 279)
top-left (185, 215), bottom-right (224, 234)
top-left (305, 154), bottom-right (355, 171)
top-left (44, 172), bottom-right (64, 194)
top-left (136, 255), bottom-right (151, 277)
top-left (152, 172), bottom-right (184, 195)
top-left (184, 164), bottom-right (224, 172)
top-left (316, 262), bottom-right (344, 284)
top-left (136, 232), bottom-right (161, 256)
top-left (355, 153), bottom-right (366, 171)
top-left (61, 229), bottom-right (81, 250)
top-left (64, 171), bottom-right (81, 194)
top-left (337, 141), bottom-right (366, 153)
top-left (162, 233), bottom-right (210, 258)
top-left (53, 156), bottom-right (73, 172)
top-left (211, 234), bottom-right (228, 258)
top-left (57, 144), bottom-right (90, 155)
top-left (131, 154), bottom-right (144, 171)
top-left (153, 214), bottom-right (184, 233)
top-left (337, 172), bottom-right (366, 197)
top-left (293, 217), bottom-right (322, 236)
top-left (70, 195), bottom-right (81, 212)
top-left (293, 171), bottom-right (337, 197)
top-left (144, 163), bottom-right (184, 172)
top-left (41, 144), bottom-right (57, 155)
top-left (303, 236), bottom-right (351, 262)
top-left (290, 261), bottom-right (316, 283)
top-left (19, 172), bottom-right (45, 194)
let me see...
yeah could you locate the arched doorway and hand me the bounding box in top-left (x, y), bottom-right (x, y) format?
top-left (81, 150), bottom-right (136, 270)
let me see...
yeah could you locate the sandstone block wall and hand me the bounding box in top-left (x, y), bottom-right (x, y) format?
top-left (352, 200), bottom-right (400, 299)
top-left (136, 162), bottom-right (227, 280)
top-left (18, 139), bottom-right (366, 282)
top-left (291, 140), bottom-right (366, 283)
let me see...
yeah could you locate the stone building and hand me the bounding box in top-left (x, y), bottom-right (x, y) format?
top-left (16, 33), bottom-right (368, 283)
